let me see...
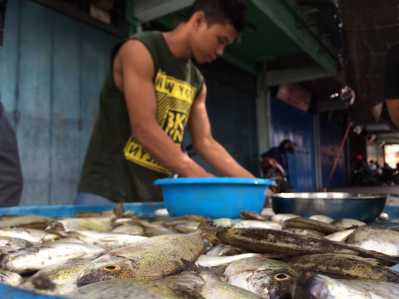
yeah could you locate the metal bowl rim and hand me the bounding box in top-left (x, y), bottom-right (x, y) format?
top-left (271, 192), bottom-right (386, 200)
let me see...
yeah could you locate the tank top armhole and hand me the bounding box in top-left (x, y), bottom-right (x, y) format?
top-left (128, 36), bottom-right (159, 81)
top-left (193, 65), bottom-right (205, 101)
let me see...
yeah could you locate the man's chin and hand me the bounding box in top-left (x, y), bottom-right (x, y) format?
top-left (194, 56), bottom-right (213, 64)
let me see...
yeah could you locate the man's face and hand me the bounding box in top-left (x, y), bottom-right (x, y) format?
top-left (191, 18), bottom-right (238, 64)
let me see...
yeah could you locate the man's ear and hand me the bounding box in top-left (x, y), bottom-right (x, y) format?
top-left (191, 10), bottom-right (207, 29)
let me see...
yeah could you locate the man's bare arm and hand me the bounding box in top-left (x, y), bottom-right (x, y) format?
top-left (189, 84), bottom-right (254, 178)
top-left (116, 40), bottom-right (210, 177)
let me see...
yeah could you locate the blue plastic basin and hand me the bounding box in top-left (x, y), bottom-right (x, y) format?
top-left (154, 177), bottom-right (273, 218)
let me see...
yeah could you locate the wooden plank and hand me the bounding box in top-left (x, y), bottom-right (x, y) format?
top-left (17, 0), bottom-right (52, 205)
top-left (0, 0), bottom-right (19, 121)
top-left (79, 25), bottom-right (119, 167)
top-left (50, 11), bottom-right (81, 204)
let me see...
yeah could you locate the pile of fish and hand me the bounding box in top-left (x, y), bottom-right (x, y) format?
top-left (0, 206), bottom-right (399, 299)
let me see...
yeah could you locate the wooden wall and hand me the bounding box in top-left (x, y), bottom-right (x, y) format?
top-left (1, 0), bottom-right (120, 205)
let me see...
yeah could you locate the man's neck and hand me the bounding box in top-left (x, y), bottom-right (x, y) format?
top-left (163, 24), bottom-right (192, 60)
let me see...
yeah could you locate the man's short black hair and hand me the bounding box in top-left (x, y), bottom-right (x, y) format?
top-left (191, 0), bottom-right (249, 32)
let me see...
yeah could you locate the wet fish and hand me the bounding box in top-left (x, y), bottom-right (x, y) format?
top-left (46, 217), bottom-right (113, 233)
top-left (217, 228), bottom-right (355, 256)
top-left (163, 271), bottom-right (263, 299)
top-left (332, 218), bottom-right (366, 230)
top-left (283, 228), bottom-right (324, 238)
top-left (67, 230), bottom-right (147, 249)
top-left (0, 215), bottom-right (53, 229)
top-left (22, 258), bottom-right (92, 295)
top-left (292, 253), bottom-right (399, 282)
top-left (0, 269), bottom-right (23, 287)
top-left (217, 228), bottom-right (398, 264)
top-left (1, 241), bottom-right (105, 274)
top-left (77, 232), bottom-right (205, 286)
top-left (111, 223), bottom-right (145, 235)
top-left (128, 218), bottom-right (176, 236)
top-left (309, 215), bottom-right (334, 224)
top-left (205, 244), bottom-right (244, 257)
top-left (302, 274), bottom-right (399, 299)
top-left (261, 208), bottom-right (275, 218)
top-left (224, 256), bottom-right (299, 299)
top-left (171, 215), bottom-right (209, 223)
top-left (164, 221), bottom-right (200, 234)
top-left (213, 218), bottom-right (237, 228)
top-left (69, 279), bottom-right (181, 299)
top-left (0, 228), bottom-right (58, 243)
top-left (193, 270), bottom-right (263, 299)
top-left (345, 226), bottom-right (399, 256)
top-left (240, 211), bottom-right (267, 221)
top-left (271, 214), bottom-right (299, 224)
top-left (233, 220), bottom-right (282, 230)
top-left (154, 208), bottom-right (169, 217)
top-left (324, 229), bottom-right (355, 242)
top-left (196, 253), bottom-right (261, 268)
top-left (0, 236), bottom-right (32, 254)
top-left (283, 217), bottom-right (339, 234)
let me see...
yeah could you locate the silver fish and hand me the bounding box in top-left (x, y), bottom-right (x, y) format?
top-left (112, 224), bottom-right (145, 235)
top-left (0, 215), bottom-right (53, 229)
top-left (346, 226), bottom-right (399, 256)
top-left (332, 218), bottom-right (366, 230)
top-left (196, 270), bottom-right (263, 299)
top-left (205, 244), bottom-right (244, 257)
top-left (0, 236), bottom-right (32, 254)
top-left (77, 232), bottom-right (205, 286)
top-left (303, 274), bottom-right (399, 299)
top-left (46, 217), bottom-right (113, 233)
top-left (213, 218), bottom-right (237, 228)
top-left (1, 241), bottom-right (105, 274)
top-left (261, 208), bottom-right (275, 218)
top-left (163, 271), bottom-right (263, 299)
top-left (69, 279), bottom-right (180, 299)
top-left (283, 228), bottom-right (324, 238)
top-left (233, 220), bottom-right (282, 230)
top-left (224, 256), bottom-right (298, 299)
top-left (271, 214), bottom-right (299, 224)
top-left (22, 258), bottom-right (92, 295)
top-left (196, 253), bottom-right (261, 268)
top-left (0, 228), bottom-right (58, 243)
top-left (67, 230), bottom-right (147, 249)
top-left (0, 269), bottom-right (23, 287)
top-left (309, 215), bottom-right (334, 224)
top-left (325, 229), bottom-right (355, 242)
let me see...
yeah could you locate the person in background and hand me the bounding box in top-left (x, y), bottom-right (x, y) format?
top-left (260, 139), bottom-right (296, 192)
top-left (77, 0), bottom-right (254, 205)
top-left (0, 101), bottom-right (23, 206)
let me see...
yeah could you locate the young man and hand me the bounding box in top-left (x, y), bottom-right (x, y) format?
top-left (77, 0), bottom-right (254, 204)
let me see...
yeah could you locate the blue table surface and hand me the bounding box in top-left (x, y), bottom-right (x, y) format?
top-left (0, 203), bottom-right (398, 298)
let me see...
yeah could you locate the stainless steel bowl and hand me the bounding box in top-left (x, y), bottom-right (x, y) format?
top-left (271, 192), bottom-right (387, 223)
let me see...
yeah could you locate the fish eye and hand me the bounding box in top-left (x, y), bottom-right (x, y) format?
top-left (274, 273), bottom-right (291, 281)
top-left (104, 265), bottom-right (120, 272)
